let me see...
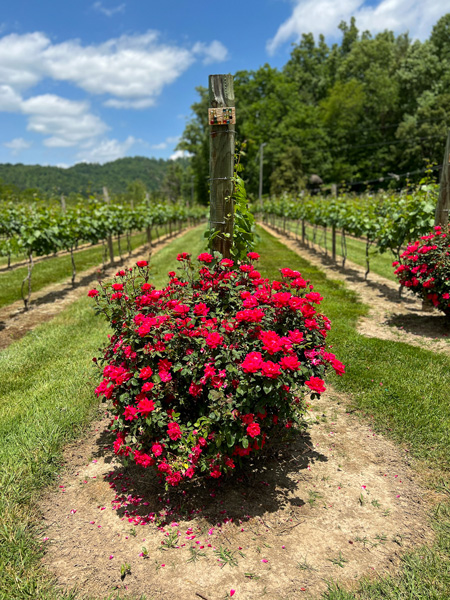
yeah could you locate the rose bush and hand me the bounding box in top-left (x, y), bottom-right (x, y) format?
top-left (90, 252), bottom-right (345, 487)
top-left (393, 224), bottom-right (450, 316)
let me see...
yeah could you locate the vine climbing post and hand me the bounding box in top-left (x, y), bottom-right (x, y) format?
top-left (435, 129), bottom-right (450, 227)
top-left (209, 74), bottom-right (235, 258)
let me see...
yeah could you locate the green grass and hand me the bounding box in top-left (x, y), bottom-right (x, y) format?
top-left (0, 226), bottom-right (205, 600)
top-left (0, 224), bottom-right (178, 309)
top-left (269, 216), bottom-right (399, 282)
top-left (256, 226), bottom-right (450, 599)
top-left (1, 224), bottom-right (449, 599)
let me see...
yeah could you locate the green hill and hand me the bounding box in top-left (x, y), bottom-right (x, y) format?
top-left (0, 156), bottom-right (171, 196)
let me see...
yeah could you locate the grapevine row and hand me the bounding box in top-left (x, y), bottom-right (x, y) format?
top-left (260, 184), bottom-right (438, 278)
top-left (0, 201), bottom-right (205, 309)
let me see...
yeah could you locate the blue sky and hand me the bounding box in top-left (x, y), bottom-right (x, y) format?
top-left (0, 0), bottom-right (448, 167)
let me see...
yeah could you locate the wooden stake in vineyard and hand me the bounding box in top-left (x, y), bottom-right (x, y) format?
top-left (435, 129), bottom-right (450, 227)
top-left (209, 74), bottom-right (235, 258)
top-left (103, 186), bottom-right (114, 265)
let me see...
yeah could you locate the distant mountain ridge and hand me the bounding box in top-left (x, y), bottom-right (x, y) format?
top-left (0, 156), bottom-right (171, 195)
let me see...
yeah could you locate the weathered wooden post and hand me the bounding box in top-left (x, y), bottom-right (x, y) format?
top-left (331, 184), bottom-right (337, 261)
top-left (103, 186), bottom-right (114, 266)
top-left (435, 130), bottom-right (450, 227)
top-left (209, 74), bottom-right (235, 258)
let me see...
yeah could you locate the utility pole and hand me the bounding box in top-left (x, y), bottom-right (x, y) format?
top-left (209, 74), bottom-right (235, 258)
top-left (435, 130), bottom-right (450, 227)
top-left (259, 142), bottom-right (267, 212)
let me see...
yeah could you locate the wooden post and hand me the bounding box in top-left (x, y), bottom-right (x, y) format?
top-left (422, 131), bottom-right (450, 312)
top-left (103, 186), bottom-right (114, 266)
top-left (332, 225), bottom-right (336, 261)
top-left (60, 195), bottom-right (66, 213)
top-left (209, 74), bottom-right (235, 258)
top-left (435, 130), bottom-right (450, 227)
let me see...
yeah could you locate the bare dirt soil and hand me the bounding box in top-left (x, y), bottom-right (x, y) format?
top-left (0, 229), bottom-right (190, 351)
top-left (40, 389), bottom-right (433, 600)
top-left (260, 224), bottom-right (450, 356)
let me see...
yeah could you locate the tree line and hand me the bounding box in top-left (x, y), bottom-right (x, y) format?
top-left (178, 13), bottom-right (450, 201)
top-left (0, 156), bottom-right (194, 201)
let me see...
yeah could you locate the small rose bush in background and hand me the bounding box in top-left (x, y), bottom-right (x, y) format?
top-left (89, 252), bottom-right (345, 487)
top-left (393, 224), bottom-right (450, 317)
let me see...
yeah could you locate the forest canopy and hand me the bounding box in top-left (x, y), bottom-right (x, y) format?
top-left (178, 14), bottom-right (450, 200)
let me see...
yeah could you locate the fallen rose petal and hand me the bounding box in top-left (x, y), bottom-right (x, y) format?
top-left (261, 559), bottom-right (268, 563)
top-left (230, 590), bottom-right (236, 597)
top-left (109, 555), bottom-right (114, 560)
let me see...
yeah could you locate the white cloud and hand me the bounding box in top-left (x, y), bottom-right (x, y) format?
top-left (0, 84), bottom-right (22, 111)
top-left (103, 98), bottom-right (156, 109)
top-left (151, 142), bottom-right (168, 150)
top-left (77, 135), bottom-right (137, 163)
top-left (3, 137), bottom-right (31, 154)
top-left (0, 32), bottom-right (49, 90)
top-left (21, 94), bottom-right (108, 147)
top-left (193, 40), bottom-right (229, 64)
top-left (151, 135), bottom-right (180, 150)
top-left (170, 149), bottom-right (192, 160)
top-left (92, 2), bottom-right (126, 17)
top-left (43, 32), bottom-right (196, 108)
top-left (0, 30), bottom-right (229, 110)
top-left (267, 0), bottom-right (450, 53)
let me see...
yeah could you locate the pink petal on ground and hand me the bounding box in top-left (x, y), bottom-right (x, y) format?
top-left (109, 555), bottom-right (114, 560)
top-left (261, 559), bottom-right (268, 563)
top-left (230, 590), bottom-right (236, 597)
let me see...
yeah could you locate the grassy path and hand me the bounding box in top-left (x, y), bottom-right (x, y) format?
top-left (1, 226), bottom-right (449, 599)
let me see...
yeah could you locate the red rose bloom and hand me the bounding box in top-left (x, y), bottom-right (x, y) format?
top-left (138, 397), bottom-right (155, 417)
top-left (124, 405), bottom-right (138, 420)
top-left (136, 260), bottom-right (148, 267)
top-left (139, 366), bottom-right (153, 379)
top-left (305, 377), bottom-right (326, 393)
top-left (87, 289), bottom-right (99, 297)
top-left (194, 303), bottom-right (209, 316)
top-left (279, 355), bottom-right (300, 370)
top-left (220, 258), bottom-right (234, 267)
top-left (261, 361), bottom-right (281, 379)
top-left (197, 252), bottom-right (213, 263)
top-left (205, 331), bottom-right (223, 349)
top-left (152, 443), bottom-right (163, 457)
top-left (241, 352), bottom-right (264, 373)
top-left (246, 423), bottom-right (261, 438)
top-left (167, 422), bottom-right (182, 440)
